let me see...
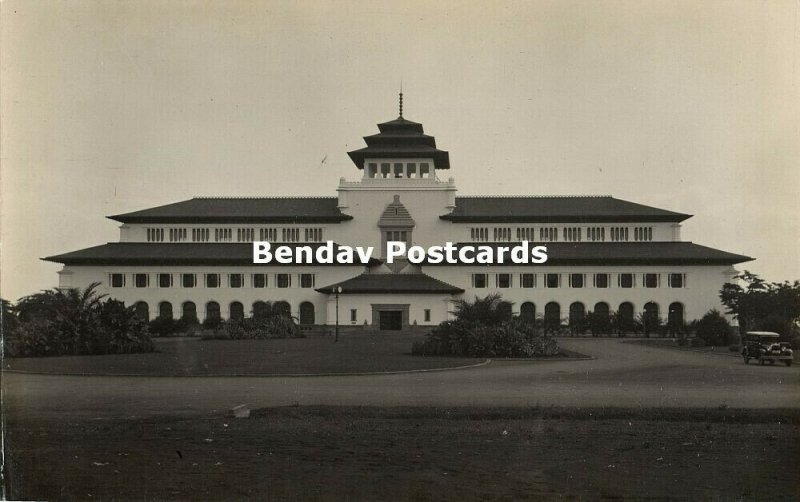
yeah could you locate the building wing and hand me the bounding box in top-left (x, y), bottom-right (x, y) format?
top-left (422, 242), bottom-right (752, 266)
top-left (43, 243), bottom-right (380, 266)
top-left (441, 196), bottom-right (692, 223)
top-left (108, 197), bottom-right (352, 224)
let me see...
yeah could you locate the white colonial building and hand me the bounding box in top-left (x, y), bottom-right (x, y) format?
top-left (46, 104), bottom-right (751, 332)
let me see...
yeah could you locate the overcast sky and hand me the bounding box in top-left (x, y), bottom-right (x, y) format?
top-left (2, 0), bottom-right (798, 301)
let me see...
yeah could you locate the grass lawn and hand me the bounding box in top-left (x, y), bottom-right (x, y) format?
top-left (5, 406), bottom-right (799, 501)
top-left (3, 332), bottom-right (489, 376)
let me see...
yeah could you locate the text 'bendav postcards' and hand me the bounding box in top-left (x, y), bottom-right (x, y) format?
top-left (253, 241), bottom-right (549, 265)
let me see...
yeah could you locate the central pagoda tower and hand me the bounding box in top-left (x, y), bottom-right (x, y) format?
top-left (347, 93), bottom-right (450, 180)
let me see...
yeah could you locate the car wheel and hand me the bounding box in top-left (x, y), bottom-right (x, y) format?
top-left (786, 361), bottom-right (792, 367)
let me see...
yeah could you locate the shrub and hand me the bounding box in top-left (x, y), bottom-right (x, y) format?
top-left (694, 309), bottom-right (733, 346)
top-left (585, 311), bottom-right (612, 337)
top-left (214, 315), bottom-right (303, 340)
top-left (5, 284), bottom-right (154, 357)
top-left (690, 337), bottom-right (706, 347)
top-left (412, 295), bottom-right (558, 358)
top-left (149, 317), bottom-right (187, 337)
top-left (202, 316), bottom-right (224, 330)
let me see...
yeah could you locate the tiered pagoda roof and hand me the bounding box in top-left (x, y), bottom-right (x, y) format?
top-left (347, 117), bottom-right (450, 169)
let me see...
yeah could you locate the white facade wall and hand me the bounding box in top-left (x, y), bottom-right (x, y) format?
top-left (56, 169), bottom-right (740, 329)
top-left (324, 293), bottom-right (452, 327)
top-left (426, 265), bottom-right (737, 322)
top-left (58, 264), bottom-right (366, 322)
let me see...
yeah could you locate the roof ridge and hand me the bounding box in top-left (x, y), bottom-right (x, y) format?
top-left (191, 196), bottom-right (337, 200)
top-left (454, 195), bottom-right (613, 199)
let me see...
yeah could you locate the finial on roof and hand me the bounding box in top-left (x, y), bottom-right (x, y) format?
top-left (399, 81), bottom-right (403, 118)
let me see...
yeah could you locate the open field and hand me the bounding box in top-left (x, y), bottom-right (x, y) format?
top-left (5, 406), bottom-right (799, 501)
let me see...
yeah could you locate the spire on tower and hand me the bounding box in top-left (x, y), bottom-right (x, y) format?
top-left (399, 82), bottom-right (403, 118)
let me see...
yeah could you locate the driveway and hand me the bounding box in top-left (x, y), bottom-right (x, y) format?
top-left (3, 338), bottom-right (798, 421)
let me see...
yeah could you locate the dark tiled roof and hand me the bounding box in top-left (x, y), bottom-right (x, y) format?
top-left (316, 273), bottom-right (464, 295)
top-left (440, 196), bottom-right (692, 223)
top-left (109, 197), bottom-right (353, 224)
top-left (422, 242), bottom-right (752, 266)
top-left (378, 195), bottom-right (415, 228)
top-left (347, 116), bottom-right (450, 169)
top-left (43, 243), bottom-right (379, 266)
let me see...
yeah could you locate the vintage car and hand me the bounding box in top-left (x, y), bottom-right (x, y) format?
top-left (742, 331), bottom-right (793, 366)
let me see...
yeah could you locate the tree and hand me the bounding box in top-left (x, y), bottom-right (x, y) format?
top-left (720, 271), bottom-right (800, 338)
top-left (1, 298), bottom-right (18, 336)
top-left (450, 294), bottom-right (511, 326)
top-left (6, 283), bottom-right (153, 357)
top-left (694, 309), bottom-right (733, 346)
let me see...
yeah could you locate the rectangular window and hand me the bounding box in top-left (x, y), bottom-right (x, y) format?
top-left (158, 273), bottom-right (172, 288)
top-left (350, 309), bottom-right (357, 322)
top-left (472, 273), bottom-right (488, 288)
top-left (419, 162), bottom-right (430, 177)
top-left (643, 273), bottom-right (659, 288)
top-left (182, 273), bottom-right (196, 288)
top-left (134, 273), bottom-right (149, 288)
top-left (545, 273), bottom-right (560, 288)
top-left (229, 273), bottom-right (244, 288)
top-left (520, 273), bottom-right (535, 288)
top-left (424, 309), bottom-right (431, 322)
top-left (569, 273), bottom-right (584, 288)
top-left (618, 273), bottom-right (634, 288)
top-left (276, 273), bottom-right (291, 288)
top-left (110, 273), bottom-right (125, 288)
top-left (300, 274), bottom-right (315, 288)
top-left (593, 273), bottom-right (609, 288)
top-left (205, 273), bottom-right (220, 288)
top-left (253, 274), bottom-right (267, 288)
top-left (496, 273), bottom-right (511, 288)
top-left (668, 273), bottom-right (685, 288)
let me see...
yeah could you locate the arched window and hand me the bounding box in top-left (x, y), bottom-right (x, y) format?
top-left (299, 302), bottom-right (315, 325)
top-left (520, 302), bottom-right (536, 324)
top-left (617, 302), bottom-right (635, 333)
top-left (134, 301), bottom-right (149, 321)
top-left (643, 302), bottom-right (659, 335)
top-left (544, 302), bottom-right (561, 332)
top-left (668, 302), bottom-right (684, 335)
top-left (274, 301), bottom-right (291, 318)
top-left (158, 301), bottom-right (173, 320)
top-left (230, 301), bottom-right (244, 321)
top-left (569, 302), bottom-right (586, 333)
top-left (591, 302), bottom-right (612, 336)
top-left (206, 301), bottom-right (221, 321)
top-left (182, 301), bottom-right (198, 324)
top-left (594, 302), bottom-right (610, 320)
top-left (253, 301), bottom-right (270, 320)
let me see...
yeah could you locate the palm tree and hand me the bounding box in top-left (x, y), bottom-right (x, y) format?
top-left (450, 294), bottom-right (512, 326)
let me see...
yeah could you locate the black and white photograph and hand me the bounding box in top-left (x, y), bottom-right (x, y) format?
top-left (1, 1), bottom-right (799, 500)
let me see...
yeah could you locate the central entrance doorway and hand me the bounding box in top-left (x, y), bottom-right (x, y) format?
top-left (379, 310), bottom-right (403, 331)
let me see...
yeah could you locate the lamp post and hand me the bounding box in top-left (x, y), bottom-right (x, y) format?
top-left (334, 286), bottom-right (342, 343)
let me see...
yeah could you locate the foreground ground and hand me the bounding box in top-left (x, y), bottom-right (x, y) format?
top-left (6, 407), bottom-right (799, 500)
top-left (4, 338), bottom-right (800, 500)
